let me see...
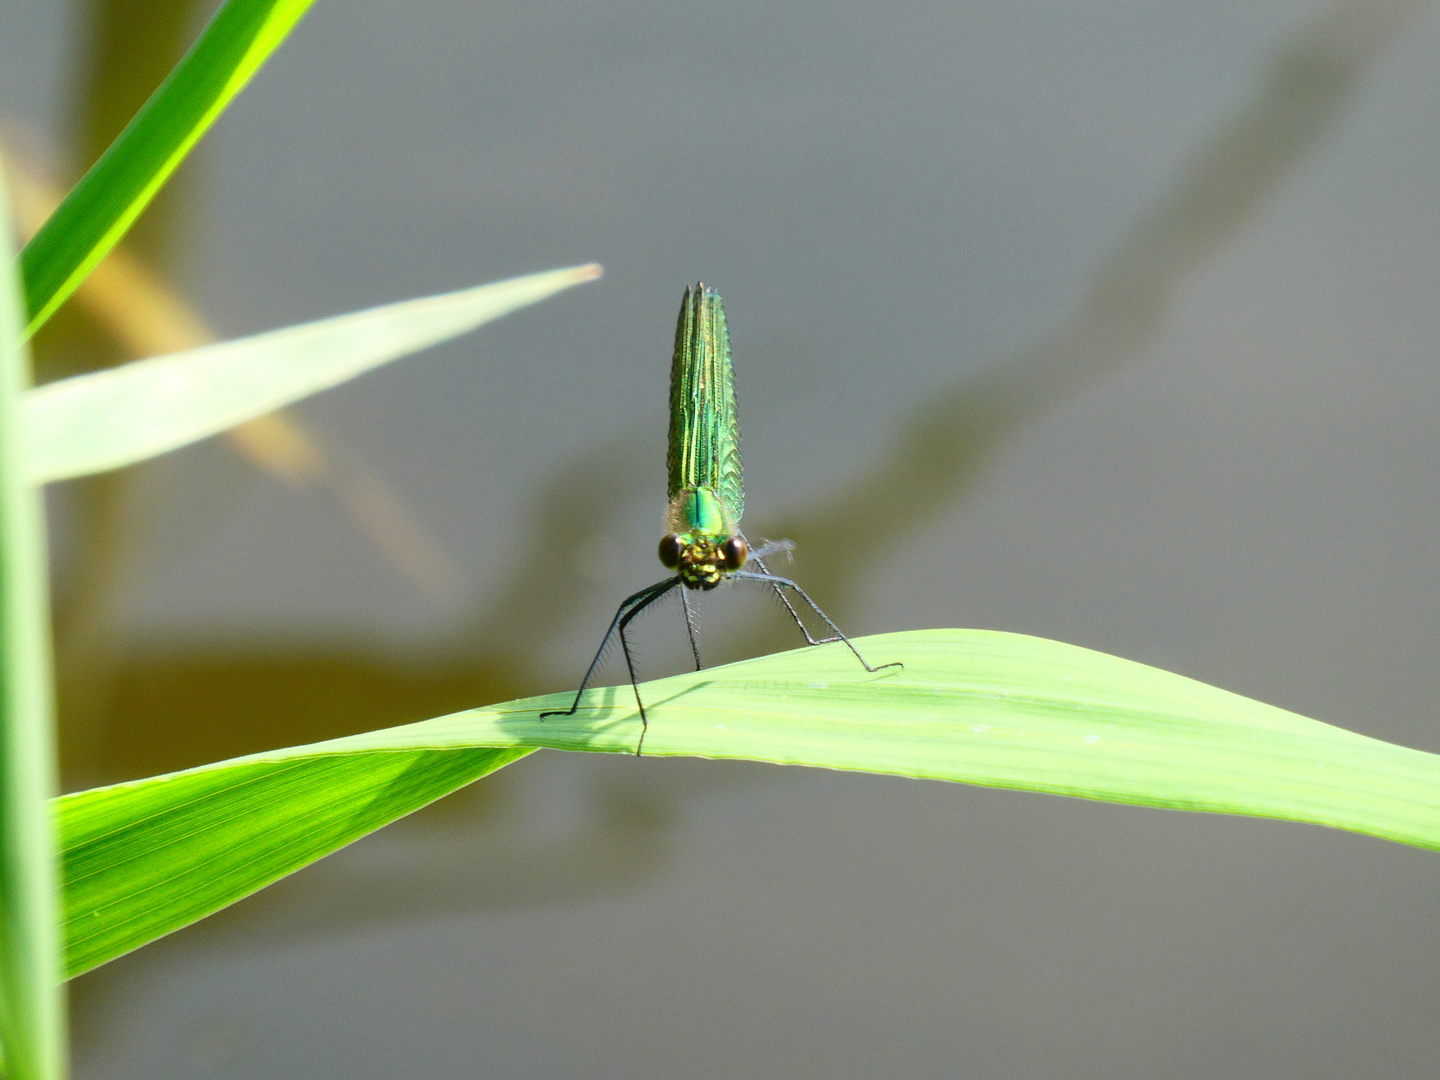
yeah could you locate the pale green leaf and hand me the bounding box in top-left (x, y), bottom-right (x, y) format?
top-left (59, 629), bottom-right (1440, 979)
top-left (25, 263), bottom-right (601, 483)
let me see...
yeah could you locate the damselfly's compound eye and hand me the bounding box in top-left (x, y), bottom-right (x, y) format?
top-left (658, 533), bottom-right (682, 568)
top-left (721, 535), bottom-right (748, 572)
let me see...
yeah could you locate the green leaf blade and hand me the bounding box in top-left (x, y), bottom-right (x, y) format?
top-left (25, 263), bottom-right (601, 483)
top-left (19, 0), bottom-right (317, 336)
top-left (0, 172), bottom-right (66, 1076)
top-left (58, 629), bottom-right (1440, 979)
top-left (62, 747), bottom-right (529, 978)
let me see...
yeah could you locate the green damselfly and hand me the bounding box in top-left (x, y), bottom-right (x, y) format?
top-left (542, 284), bottom-right (899, 751)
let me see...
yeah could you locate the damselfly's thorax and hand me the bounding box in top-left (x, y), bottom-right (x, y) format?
top-left (660, 485), bottom-right (747, 589)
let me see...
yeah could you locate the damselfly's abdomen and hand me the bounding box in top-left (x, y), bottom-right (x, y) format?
top-left (661, 285), bottom-right (748, 589)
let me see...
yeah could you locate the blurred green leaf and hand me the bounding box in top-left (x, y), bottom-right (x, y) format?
top-left (0, 175), bottom-right (67, 1075)
top-left (25, 264), bottom-right (601, 482)
top-left (60, 628), bottom-right (1440, 978)
top-left (19, 0), bottom-right (316, 336)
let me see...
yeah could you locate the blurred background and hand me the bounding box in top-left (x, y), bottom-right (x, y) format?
top-left (5, 0), bottom-right (1440, 1074)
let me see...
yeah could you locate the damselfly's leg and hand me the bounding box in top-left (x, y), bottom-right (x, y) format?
top-left (540, 577), bottom-right (680, 719)
top-left (731, 570), bottom-right (903, 674)
top-left (615, 581), bottom-right (684, 755)
top-left (680, 586), bottom-right (703, 670)
top-left (742, 535), bottom-right (817, 644)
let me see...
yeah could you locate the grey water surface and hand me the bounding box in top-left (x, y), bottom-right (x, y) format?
top-left (7, 0), bottom-right (1440, 1075)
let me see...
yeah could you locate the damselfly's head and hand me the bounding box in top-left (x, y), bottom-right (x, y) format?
top-left (659, 530), bottom-right (747, 590)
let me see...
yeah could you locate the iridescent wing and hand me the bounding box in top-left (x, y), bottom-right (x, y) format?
top-left (666, 283), bottom-right (743, 526)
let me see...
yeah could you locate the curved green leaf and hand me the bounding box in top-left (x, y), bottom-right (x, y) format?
top-left (59, 629), bottom-right (1440, 978)
top-left (25, 264), bottom-right (601, 483)
top-left (19, 0), bottom-right (317, 336)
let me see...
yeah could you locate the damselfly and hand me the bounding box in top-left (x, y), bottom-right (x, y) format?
top-left (542, 284), bottom-right (898, 751)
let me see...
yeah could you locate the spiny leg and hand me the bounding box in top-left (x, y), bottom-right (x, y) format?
top-left (615, 582), bottom-right (680, 756)
top-left (731, 570), bottom-right (903, 674)
top-left (680, 585), bottom-right (703, 670)
top-left (741, 534), bottom-right (815, 644)
top-left (540, 577), bottom-right (679, 719)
